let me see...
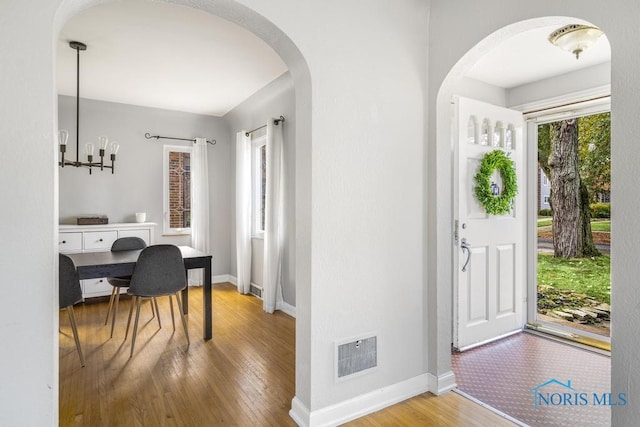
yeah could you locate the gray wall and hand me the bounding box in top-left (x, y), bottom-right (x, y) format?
top-left (224, 72), bottom-right (296, 307)
top-left (58, 76), bottom-right (295, 299)
top-left (58, 96), bottom-right (232, 276)
top-left (457, 77), bottom-right (507, 107)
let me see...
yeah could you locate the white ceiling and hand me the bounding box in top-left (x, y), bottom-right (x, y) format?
top-left (57, 1), bottom-right (287, 117)
top-left (466, 25), bottom-right (610, 89)
top-left (58, 3), bottom-right (611, 116)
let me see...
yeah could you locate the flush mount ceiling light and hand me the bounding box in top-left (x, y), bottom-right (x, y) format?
top-left (59, 41), bottom-right (119, 174)
top-left (548, 24), bottom-right (604, 60)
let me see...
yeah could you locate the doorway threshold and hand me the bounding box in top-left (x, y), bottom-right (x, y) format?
top-left (454, 389), bottom-right (528, 427)
top-left (525, 322), bottom-right (610, 355)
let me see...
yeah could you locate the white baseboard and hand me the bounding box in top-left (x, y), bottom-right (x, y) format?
top-left (291, 373), bottom-right (431, 426)
top-left (289, 397), bottom-right (310, 427)
top-left (427, 371), bottom-right (457, 395)
top-left (187, 274), bottom-right (232, 286)
top-left (226, 275), bottom-right (296, 317)
top-left (277, 301), bottom-right (296, 318)
top-left (213, 274), bottom-right (233, 284)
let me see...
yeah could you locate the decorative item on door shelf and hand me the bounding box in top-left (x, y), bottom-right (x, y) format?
top-left (474, 149), bottom-right (518, 215)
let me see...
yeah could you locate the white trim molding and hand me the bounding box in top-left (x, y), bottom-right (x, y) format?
top-left (290, 374), bottom-right (431, 426)
top-left (427, 371), bottom-right (457, 395)
top-left (188, 274), bottom-right (232, 286)
top-left (213, 274), bottom-right (233, 284)
top-left (227, 274), bottom-right (296, 317)
top-left (512, 84), bottom-right (610, 118)
top-left (277, 301), bottom-right (296, 318)
top-left (289, 397), bottom-right (311, 427)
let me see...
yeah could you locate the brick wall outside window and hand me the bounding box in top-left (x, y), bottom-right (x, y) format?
top-left (169, 151), bottom-right (191, 228)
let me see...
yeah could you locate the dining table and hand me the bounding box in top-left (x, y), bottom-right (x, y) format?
top-left (66, 245), bottom-right (213, 340)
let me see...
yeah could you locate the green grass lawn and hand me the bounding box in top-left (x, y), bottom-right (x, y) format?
top-left (537, 217), bottom-right (552, 227)
top-left (590, 220), bottom-right (611, 232)
top-left (537, 253), bottom-right (610, 304)
top-left (537, 217), bottom-right (610, 232)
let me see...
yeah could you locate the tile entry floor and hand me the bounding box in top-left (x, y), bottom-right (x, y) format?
top-left (451, 332), bottom-right (611, 427)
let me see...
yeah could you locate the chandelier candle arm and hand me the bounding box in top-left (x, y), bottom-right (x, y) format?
top-left (98, 135), bottom-right (108, 171)
top-left (110, 141), bottom-right (119, 174)
top-left (59, 129), bottom-right (69, 167)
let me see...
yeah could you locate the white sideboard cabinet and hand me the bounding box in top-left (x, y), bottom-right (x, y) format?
top-left (59, 223), bottom-right (156, 298)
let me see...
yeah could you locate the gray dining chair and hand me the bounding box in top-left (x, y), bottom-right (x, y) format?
top-left (104, 236), bottom-right (155, 338)
top-left (59, 253), bottom-right (85, 367)
top-left (124, 244), bottom-right (190, 357)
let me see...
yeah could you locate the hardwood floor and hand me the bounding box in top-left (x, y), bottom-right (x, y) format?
top-left (59, 283), bottom-right (514, 426)
top-left (348, 392), bottom-right (515, 426)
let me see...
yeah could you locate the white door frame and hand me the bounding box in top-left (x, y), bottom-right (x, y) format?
top-left (520, 91), bottom-right (611, 335)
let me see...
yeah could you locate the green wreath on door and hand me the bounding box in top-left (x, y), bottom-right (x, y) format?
top-left (473, 149), bottom-right (518, 215)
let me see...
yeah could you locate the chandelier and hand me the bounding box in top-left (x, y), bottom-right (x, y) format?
top-left (59, 41), bottom-right (119, 174)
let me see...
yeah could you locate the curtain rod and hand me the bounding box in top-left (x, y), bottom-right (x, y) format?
top-left (245, 115), bottom-right (285, 137)
top-left (144, 133), bottom-right (216, 145)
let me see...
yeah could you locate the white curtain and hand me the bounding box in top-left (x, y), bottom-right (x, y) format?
top-left (189, 138), bottom-right (210, 285)
top-left (263, 120), bottom-right (284, 313)
top-left (236, 131), bottom-right (252, 294)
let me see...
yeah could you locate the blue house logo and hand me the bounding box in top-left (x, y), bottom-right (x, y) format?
top-left (532, 378), bottom-right (627, 408)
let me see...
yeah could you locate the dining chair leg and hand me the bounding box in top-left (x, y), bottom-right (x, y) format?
top-left (153, 297), bottom-right (161, 329)
top-left (67, 306), bottom-right (85, 367)
top-left (109, 290), bottom-right (121, 338)
top-left (124, 296), bottom-right (136, 340)
top-left (150, 297), bottom-right (156, 318)
top-left (104, 286), bottom-right (117, 325)
top-left (175, 292), bottom-right (190, 346)
top-left (148, 299), bottom-right (154, 318)
top-left (169, 295), bottom-right (176, 331)
top-left (130, 296), bottom-right (143, 358)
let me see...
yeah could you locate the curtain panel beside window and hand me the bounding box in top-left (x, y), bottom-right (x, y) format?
top-left (262, 120), bottom-right (284, 313)
top-left (189, 137), bottom-right (210, 285)
top-left (236, 132), bottom-right (252, 294)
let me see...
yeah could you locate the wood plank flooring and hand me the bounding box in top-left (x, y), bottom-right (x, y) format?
top-left (59, 283), bottom-right (514, 426)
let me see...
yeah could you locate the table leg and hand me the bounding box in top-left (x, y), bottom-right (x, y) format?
top-left (204, 260), bottom-right (212, 340)
top-left (182, 270), bottom-right (189, 315)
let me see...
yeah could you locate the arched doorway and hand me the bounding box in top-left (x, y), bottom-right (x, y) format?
top-left (53, 0), bottom-right (312, 420)
top-left (435, 16), bottom-right (612, 425)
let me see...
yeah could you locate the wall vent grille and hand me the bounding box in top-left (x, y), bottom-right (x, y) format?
top-left (249, 284), bottom-right (263, 299)
top-left (337, 336), bottom-right (377, 378)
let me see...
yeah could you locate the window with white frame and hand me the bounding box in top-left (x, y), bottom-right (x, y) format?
top-left (251, 130), bottom-right (267, 237)
top-left (163, 145), bottom-right (192, 235)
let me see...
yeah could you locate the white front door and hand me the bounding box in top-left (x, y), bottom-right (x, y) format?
top-left (453, 96), bottom-right (526, 351)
